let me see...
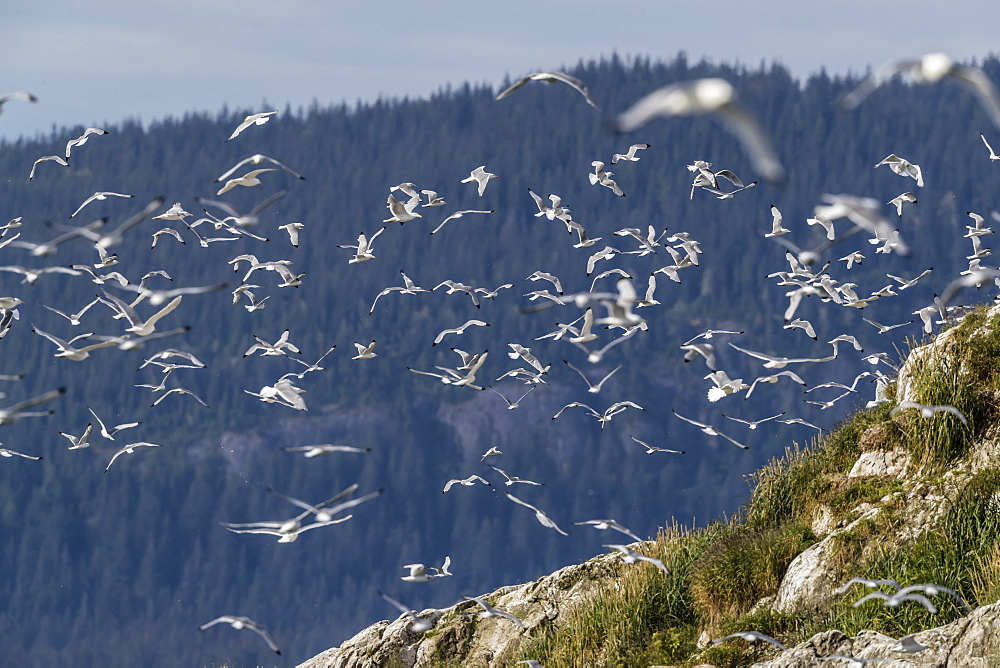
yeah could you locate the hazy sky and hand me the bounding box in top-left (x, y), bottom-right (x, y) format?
top-left (2, 0), bottom-right (998, 142)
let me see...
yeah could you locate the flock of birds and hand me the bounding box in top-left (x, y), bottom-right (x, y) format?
top-left (2, 51), bottom-right (1000, 664)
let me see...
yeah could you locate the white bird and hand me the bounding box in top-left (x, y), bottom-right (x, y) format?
top-left (429, 209), bottom-right (493, 235)
top-left (352, 340), bottom-right (378, 360)
top-left (420, 190), bottom-right (446, 207)
top-left (629, 435), bottom-right (685, 455)
top-left (697, 179), bottom-right (758, 200)
top-left (488, 385), bottom-right (536, 410)
top-left (434, 279), bottom-right (482, 308)
top-left (818, 655), bottom-right (894, 666)
top-left (496, 70), bottom-right (599, 109)
top-left (69, 191), bottom-right (134, 219)
top-left (613, 78), bottom-right (785, 184)
top-left (784, 318), bottom-right (817, 340)
top-left (807, 216), bottom-right (836, 240)
top-left (852, 590), bottom-right (938, 613)
top-left (443, 475), bottom-right (492, 493)
top-left (225, 111), bottom-right (277, 142)
top-left (105, 441), bottom-right (164, 472)
top-left (87, 407), bottom-right (140, 441)
top-left (890, 633), bottom-right (930, 653)
top-left (0, 91), bottom-right (37, 112)
top-left (64, 196), bottom-right (165, 249)
top-left (369, 271), bottom-right (430, 315)
top-left (278, 222), bottom-right (305, 247)
top-left (887, 267), bottom-right (933, 290)
top-left (64, 127), bottom-right (108, 160)
top-left (704, 370), bottom-right (750, 402)
top-left (745, 370), bottom-right (807, 399)
top-left (481, 446), bottom-right (502, 460)
top-left (604, 544), bottom-right (670, 574)
top-left (150, 387), bottom-right (209, 409)
top-left (28, 155), bottom-right (68, 181)
top-left (671, 409), bottom-right (748, 450)
top-left (339, 227), bottom-right (386, 264)
top-left (281, 444), bottom-right (371, 457)
top-left (464, 592), bottom-right (530, 629)
top-left (460, 166), bottom-right (498, 196)
top-left (551, 401), bottom-right (644, 428)
top-left (507, 343), bottom-right (550, 376)
top-left (575, 518), bottom-right (642, 542)
top-left (377, 591), bottom-right (439, 634)
top-left (981, 133), bottom-right (1000, 160)
top-left (60, 423), bottom-right (94, 450)
top-left (489, 465), bottom-right (543, 487)
top-left (100, 291), bottom-right (183, 336)
top-left (563, 360), bottom-right (621, 394)
top-left (839, 251), bottom-right (865, 269)
top-left (244, 329), bottom-right (300, 357)
top-left (611, 143), bottom-right (651, 164)
top-left (888, 192), bottom-right (918, 216)
top-left (198, 615), bottom-right (281, 654)
top-left (215, 153), bottom-right (304, 181)
top-left (265, 486), bottom-right (382, 524)
top-left (384, 193), bottom-right (423, 225)
top-left (197, 190), bottom-right (286, 229)
top-left (875, 154), bottom-right (924, 188)
top-left (0, 446), bottom-right (42, 460)
top-left (216, 168), bottom-right (276, 196)
top-left (32, 326), bottom-right (124, 361)
top-left (862, 317), bottom-right (913, 334)
top-left (401, 556), bottom-right (452, 582)
top-left (151, 227), bottom-right (185, 248)
top-left (431, 320), bottom-right (490, 347)
top-left (728, 342), bottom-right (835, 369)
top-left (711, 631), bottom-right (787, 652)
top-left (890, 401), bottom-right (969, 426)
top-left (527, 271), bottom-right (563, 294)
top-left (722, 411), bottom-right (786, 430)
top-left (589, 161), bottom-right (625, 197)
top-left (765, 205), bottom-right (790, 237)
top-left (841, 52), bottom-right (1000, 131)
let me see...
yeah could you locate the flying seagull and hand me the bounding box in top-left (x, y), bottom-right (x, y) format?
top-left (198, 615), bottom-right (281, 654)
top-left (496, 70), bottom-right (599, 109)
top-left (225, 111), bottom-right (277, 141)
top-left (612, 78), bottom-right (786, 184)
top-left (69, 191), bottom-right (134, 219)
top-left (460, 166), bottom-right (498, 196)
top-left (711, 631), bottom-right (787, 652)
top-left (0, 91), bottom-right (37, 113)
top-left (105, 441), bottom-right (164, 472)
top-left (462, 594), bottom-right (528, 628)
top-left (604, 544), bottom-right (670, 574)
top-left (216, 153), bottom-right (305, 181)
top-left (629, 435), bottom-right (685, 455)
top-left (841, 52), bottom-right (1000, 131)
top-left (504, 490), bottom-right (567, 536)
top-left (280, 444), bottom-right (371, 458)
top-left (890, 401), bottom-right (969, 426)
top-left (575, 518), bottom-right (642, 543)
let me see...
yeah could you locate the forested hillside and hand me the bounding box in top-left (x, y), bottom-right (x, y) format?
top-left (0, 53), bottom-right (996, 666)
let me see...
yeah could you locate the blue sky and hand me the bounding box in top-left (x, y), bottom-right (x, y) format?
top-left (2, 0), bottom-right (998, 142)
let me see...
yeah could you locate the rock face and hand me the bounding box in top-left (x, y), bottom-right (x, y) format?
top-left (298, 554), bottom-right (621, 668)
top-left (760, 601), bottom-right (1000, 667)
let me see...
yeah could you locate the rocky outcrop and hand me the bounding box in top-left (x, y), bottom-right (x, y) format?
top-left (298, 553), bottom-right (622, 667)
top-left (760, 601), bottom-right (1000, 667)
